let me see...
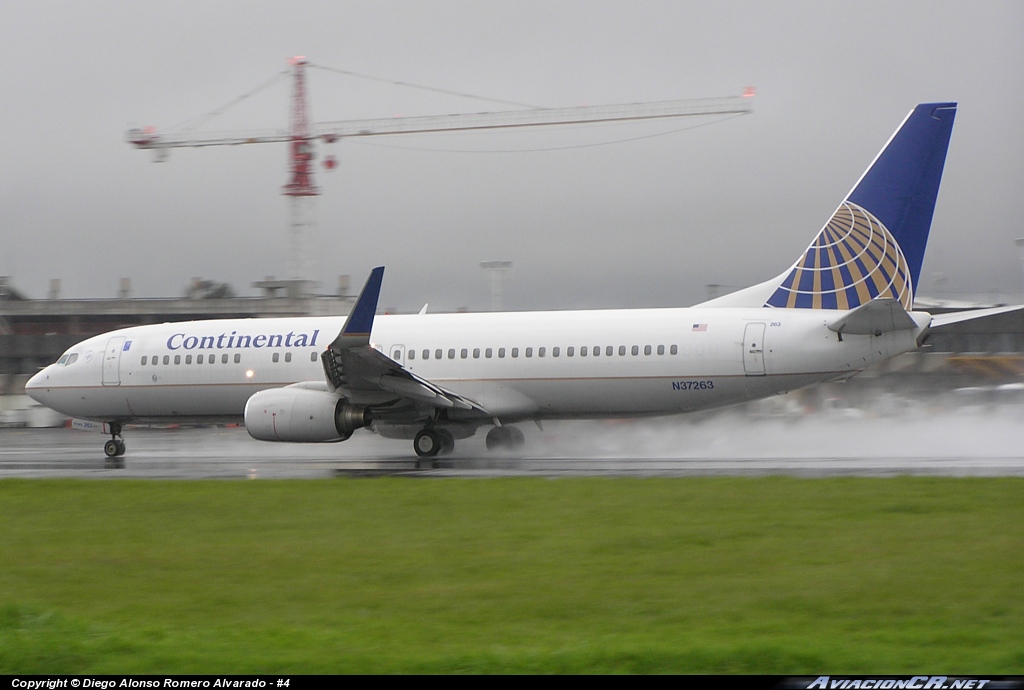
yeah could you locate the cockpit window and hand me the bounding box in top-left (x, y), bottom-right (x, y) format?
top-left (57, 355), bottom-right (69, 365)
top-left (65, 353), bottom-right (79, 366)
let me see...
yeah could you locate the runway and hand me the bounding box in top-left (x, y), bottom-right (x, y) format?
top-left (2, 404), bottom-right (1024, 478)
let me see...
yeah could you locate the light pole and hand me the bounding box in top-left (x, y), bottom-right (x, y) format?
top-left (480, 261), bottom-right (513, 312)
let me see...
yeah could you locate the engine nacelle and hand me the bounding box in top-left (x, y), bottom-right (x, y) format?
top-left (244, 387), bottom-right (371, 443)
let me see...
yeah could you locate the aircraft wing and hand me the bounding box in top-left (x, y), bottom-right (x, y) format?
top-left (320, 267), bottom-right (490, 415)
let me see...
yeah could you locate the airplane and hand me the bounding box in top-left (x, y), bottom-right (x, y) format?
top-left (25, 101), bottom-right (1020, 465)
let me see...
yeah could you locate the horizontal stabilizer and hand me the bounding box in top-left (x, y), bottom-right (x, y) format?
top-left (828, 298), bottom-right (918, 335)
top-left (929, 304), bottom-right (1024, 329)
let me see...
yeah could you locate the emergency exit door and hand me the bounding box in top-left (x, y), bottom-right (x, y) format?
top-left (742, 323), bottom-right (766, 376)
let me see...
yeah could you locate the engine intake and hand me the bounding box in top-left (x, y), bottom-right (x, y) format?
top-left (244, 387), bottom-right (371, 442)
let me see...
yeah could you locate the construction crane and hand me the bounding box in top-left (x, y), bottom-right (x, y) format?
top-left (127, 57), bottom-right (754, 295)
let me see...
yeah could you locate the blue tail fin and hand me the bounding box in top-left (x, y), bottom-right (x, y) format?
top-left (765, 102), bottom-right (956, 310)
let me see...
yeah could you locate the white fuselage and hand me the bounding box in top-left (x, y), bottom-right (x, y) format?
top-left (26, 306), bottom-right (929, 427)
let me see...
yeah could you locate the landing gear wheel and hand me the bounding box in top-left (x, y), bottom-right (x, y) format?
top-left (414, 428), bottom-right (441, 458)
top-left (508, 426), bottom-right (525, 449)
top-left (437, 428), bottom-right (455, 456)
top-left (486, 426), bottom-right (511, 451)
top-left (486, 426), bottom-right (525, 452)
top-left (103, 422), bottom-right (126, 467)
top-left (103, 439), bottom-right (125, 468)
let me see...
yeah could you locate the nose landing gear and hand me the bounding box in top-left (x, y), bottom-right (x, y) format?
top-left (103, 422), bottom-right (126, 468)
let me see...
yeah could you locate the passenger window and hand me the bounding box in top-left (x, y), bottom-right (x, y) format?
top-left (671, 345), bottom-right (678, 355)
top-left (311, 352), bottom-right (318, 362)
top-left (567, 346), bottom-right (574, 357)
top-left (222, 354), bottom-right (228, 364)
top-left (525, 347), bottom-right (533, 358)
top-left (285, 352), bottom-right (292, 362)
top-left (163, 355), bottom-right (170, 365)
top-left (631, 345), bottom-right (639, 356)
top-left (473, 348), bottom-right (480, 359)
top-left (460, 348), bottom-right (468, 359)
top-left (174, 355), bottom-right (181, 365)
top-left (186, 355), bottom-right (192, 364)
top-left (408, 350), bottom-right (415, 360)
top-left (657, 345), bottom-right (664, 355)
top-left (141, 356), bottom-right (147, 365)
top-left (606, 346), bottom-right (614, 356)
top-left (511, 348), bottom-right (519, 358)
top-left (209, 355), bottom-right (215, 364)
top-left (197, 354), bottom-right (204, 364)
top-left (272, 353), bottom-right (280, 363)
top-left (485, 348), bottom-right (493, 358)
top-left (552, 347), bottom-right (559, 357)
top-left (498, 348), bottom-right (506, 358)
top-left (580, 346), bottom-right (587, 357)
top-left (448, 349), bottom-right (456, 359)
top-left (618, 346), bottom-right (626, 356)
top-left (435, 349), bottom-right (442, 360)
top-left (644, 345), bottom-right (652, 356)
top-left (593, 346), bottom-right (600, 357)
top-left (392, 349), bottom-right (401, 360)
top-left (235, 354), bottom-right (242, 364)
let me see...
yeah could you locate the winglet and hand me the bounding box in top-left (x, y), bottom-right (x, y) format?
top-left (331, 266), bottom-right (384, 348)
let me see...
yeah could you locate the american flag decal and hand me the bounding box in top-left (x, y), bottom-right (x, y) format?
top-left (692, 323), bottom-right (708, 332)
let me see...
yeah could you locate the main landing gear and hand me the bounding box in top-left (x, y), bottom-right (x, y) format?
top-left (411, 424), bottom-right (526, 467)
top-left (485, 425), bottom-right (525, 452)
top-left (413, 427), bottom-right (455, 463)
top-left (103, 422), bottom-right (126, 468)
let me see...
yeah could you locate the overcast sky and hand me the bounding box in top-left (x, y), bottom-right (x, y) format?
top-left (2, 1), bottom-right (1022, 311)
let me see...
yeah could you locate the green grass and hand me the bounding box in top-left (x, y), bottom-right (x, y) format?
top-left (1, 477), bottom-right (1022, 673)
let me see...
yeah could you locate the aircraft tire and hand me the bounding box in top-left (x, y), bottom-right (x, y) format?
top-left (104, 440), bottom-right (120, 458)
top-left (414, 429), bottom-right (441, 458)
top-left (485, 426), bottom-right (511, 451)
top-left (437, 428), bottom-right (455, 456)
top-left (508, 426), bottom-right (525, 448)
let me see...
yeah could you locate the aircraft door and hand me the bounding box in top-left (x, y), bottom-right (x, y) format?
top-left (742, 323), bottom-right (766, 376)
top-left (102, 336), bottom-right (127, 386)
top-left (389, 344), bottom-right (406, 367)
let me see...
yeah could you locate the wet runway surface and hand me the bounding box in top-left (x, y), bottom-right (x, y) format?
top-left (3, 407), bottom-right (1024, 478)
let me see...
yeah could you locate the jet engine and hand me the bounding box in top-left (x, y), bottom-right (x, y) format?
top-left (244, 387), bottom-right (371, 442)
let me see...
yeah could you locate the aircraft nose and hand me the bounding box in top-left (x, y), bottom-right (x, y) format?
top-left (25, 367), bottom-right (50, 403)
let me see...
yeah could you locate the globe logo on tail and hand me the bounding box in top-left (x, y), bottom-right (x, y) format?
top-left (765, 201), bottom-right (913, 310)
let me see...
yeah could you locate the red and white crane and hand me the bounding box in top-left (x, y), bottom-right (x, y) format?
top-left (127, 57), bottom-right (754, 292)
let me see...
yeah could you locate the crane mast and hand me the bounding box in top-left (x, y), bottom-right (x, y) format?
top-left (126, 58), bottom-right (754, 296)
top-left (281, 57), bottom-right (318, 288)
